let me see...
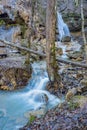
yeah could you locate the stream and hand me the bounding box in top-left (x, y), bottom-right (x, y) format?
top-left (0, 61), bottom-right (61, 130)
top-left (0, 12), bottom-right (82, 130)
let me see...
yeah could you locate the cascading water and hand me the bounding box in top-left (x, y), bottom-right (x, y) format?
top-left (0, 61), bottom-right (61, 130)
top-left (55, 11), bottom-right (71, 59)
top-left (56, 12), bottom-right (81, 59)
top-left (57, 12), bottom-right (71, 42)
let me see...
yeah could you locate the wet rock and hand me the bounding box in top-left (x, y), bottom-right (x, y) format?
top-left (0, 109), bottom-right (6, 117)
top-left (0, 56), bottom-right (31, 90)
top-left (33, 93), bottom-right (48, 104)
top-left (61, 36), bottom-right (71, 42)
top-left (24, 104), bottom-right (47, 118)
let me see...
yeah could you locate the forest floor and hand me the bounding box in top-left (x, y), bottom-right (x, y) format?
top-left (22, 103), bottom-right (87, 130)
top-left (20, 64), bottom-right (87, 130)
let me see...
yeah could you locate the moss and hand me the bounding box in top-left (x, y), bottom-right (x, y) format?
top-left (73, 95), bottom-right (84, 99)
top-left (68, 100), bottom-right (79, 110)
top-left (68, 95), bottom-right (87, 110)
top-left (0, 20), bottom-right (5, 25)
top-left (29, 115), bottom-right (36, 123)
top-left (26, 115), bottom-right (36, 126)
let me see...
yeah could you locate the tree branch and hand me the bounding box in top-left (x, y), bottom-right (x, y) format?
top-left (1, 39), bottom-right (87, 68)
top-left (57, 57), bottom-right (87, 68)
top-left (0, 39), bottom-right (46, 57)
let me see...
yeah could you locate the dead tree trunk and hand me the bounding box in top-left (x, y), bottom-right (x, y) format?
top-left (81, 0), bottom-right (87, 62)
top-left (46, 0), bottom-right (60, 86)
top-left (25, 0), bottom-right (36, 72)
top-left (81, 0), bottom-right (87, 80)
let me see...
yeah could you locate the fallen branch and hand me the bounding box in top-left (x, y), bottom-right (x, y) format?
top-left (0, 39), bottom-right (46, 57)
top-left (57, 57), bottom-right (87, 68)
top-left (0, 39), bottom-right (87, 68)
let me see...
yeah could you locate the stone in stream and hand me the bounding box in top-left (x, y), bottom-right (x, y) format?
top-left (24, 104), bottom-right (47, 118)
top-left (57, 12), bottom-right (71, 42)
top-left (61, 36), bottom-right (71, 42)
top-left (0, 109), bottom-right (6, 118)
top-left (33, 93), bottom-right (48, 104)
top-left (24, 93), bottom-right (48, 118)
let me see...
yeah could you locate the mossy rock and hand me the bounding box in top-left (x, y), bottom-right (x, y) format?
top-left (80, 79), bottom-right (87, 88)
top-left (68, 95), bottom-right (87, 110)
top-left (68, 100), bottom-right (79, 110)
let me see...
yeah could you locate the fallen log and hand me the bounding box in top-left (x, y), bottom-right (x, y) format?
top-left (0, 39), bottom-right (87, 68)
top-left (0, 39), bottom-right (46, 57)
top-left (57, 57), bottom-right (87, 68)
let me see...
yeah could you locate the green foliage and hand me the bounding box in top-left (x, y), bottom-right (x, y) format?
top-left (26, 115), bottom-right (36, 127)
top-left (29, 115), bottom-right (36, 124)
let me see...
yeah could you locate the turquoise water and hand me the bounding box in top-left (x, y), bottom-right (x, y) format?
top-left (0, 61), bottom-right (61, 130)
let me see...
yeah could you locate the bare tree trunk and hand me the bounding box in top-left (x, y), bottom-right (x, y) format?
top-left (81, 0), bottom-right (87, 80)
top-left (25, 27), bottom-right (31, 72)
top-left (25, 0), bottom-right (36, 72)
top-left (46, 0), bottom-right (60, 85)
top-left (81, 0), bottom-right (87, 62)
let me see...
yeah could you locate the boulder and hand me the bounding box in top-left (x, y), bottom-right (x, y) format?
top-left (0, 57), bottom-right (31, 91)
top-left (24, 104), bottom-right (47, 118)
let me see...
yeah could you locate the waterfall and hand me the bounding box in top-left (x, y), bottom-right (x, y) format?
top-left (0, 61), bottom-right (61, 130)
top-left (57, 12), bottom-right (71, 42)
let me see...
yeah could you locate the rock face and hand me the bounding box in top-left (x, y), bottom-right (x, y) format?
top-left (0, 0), bottom-right (87, 31)
top-left (0, 66), bottom-right (30, 90)
top-left (0, 57), bottom-right (31, 91)
top-left (0, 0), bottom-right (31, 24)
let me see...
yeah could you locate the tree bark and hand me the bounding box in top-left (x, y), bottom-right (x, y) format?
top-left (81, 0), bottom-right (87, 62)
top-left (46, 0), bottom-right (60, 85)
top-left (81, 0), bottom-right (87, 80)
